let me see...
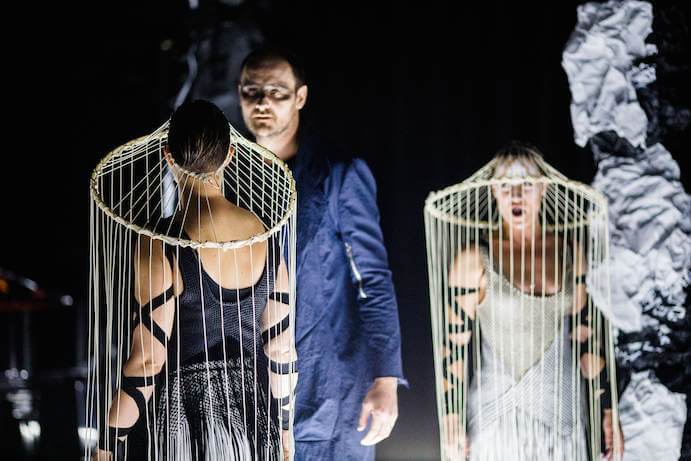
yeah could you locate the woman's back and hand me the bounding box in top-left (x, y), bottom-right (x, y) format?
top-left (182, 198), bottom-right (268, 290)
top-left (163, 201), bottom-right (279, 364)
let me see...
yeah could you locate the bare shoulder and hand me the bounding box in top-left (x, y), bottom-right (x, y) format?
top-left (222, 205), bottom-right (266, 240)
top-left (133, 235), bottom-right (172, 300)
top-left (134, 234), bottom-right (166, 266)
top-left (572, 241), bottom-right (587, 274)
top-left (448, 245), bottom-right (484, 287)
top-left (237, 206), bottom-right (266, 234)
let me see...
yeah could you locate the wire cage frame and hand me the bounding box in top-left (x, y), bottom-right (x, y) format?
top-left (424, 157), bottom-right (621, 460)
top-left (86, 120), bottom-right (298, 460)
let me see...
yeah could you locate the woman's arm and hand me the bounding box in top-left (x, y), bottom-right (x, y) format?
top-left (94, 237), bottom-right (177, 459)
top-left (260, 257), bottom-right (297, 460)
top-left (570, 244), bottom-right (623, 459)
top-left (442, 246), bottom-right (484, 459)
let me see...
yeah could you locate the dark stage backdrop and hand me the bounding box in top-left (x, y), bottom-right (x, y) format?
top-left (3, 1), bottom-right (690, 460)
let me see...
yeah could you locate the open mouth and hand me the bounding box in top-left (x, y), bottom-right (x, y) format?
top-left (511, 206), bottom-right (523, 217)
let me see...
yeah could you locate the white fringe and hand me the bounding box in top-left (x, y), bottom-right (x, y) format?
top-left (469, 408), bottom-right (589, 461)
top-left (158, 417), bottom-right (255, 461)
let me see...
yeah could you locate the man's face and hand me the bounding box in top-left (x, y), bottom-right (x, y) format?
top-left (238, 59), bottom-right (307, 139)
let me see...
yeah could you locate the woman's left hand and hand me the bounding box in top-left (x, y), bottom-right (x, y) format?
top-left (281, 429), bottom-right (293, 461)
top-left (603, 409), bottom-right (624, 460)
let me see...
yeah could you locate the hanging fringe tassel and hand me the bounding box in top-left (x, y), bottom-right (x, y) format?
top-left (468, 408), bottom-right (589, 461)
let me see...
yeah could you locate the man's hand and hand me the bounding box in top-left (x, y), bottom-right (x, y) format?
top-left (357, 377), bottom-right (398, 446)
top-left (603, 409), bottom-right (624, 460)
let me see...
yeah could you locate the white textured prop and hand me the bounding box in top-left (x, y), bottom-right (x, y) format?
top-left (562, 0), bottom-right (657, 148)
top-left (563, 2), bottom-right (690, 458)
top-left (87, 122), bottom-right (297, 460)
top-left (424, 157), bottom-right (621, 460)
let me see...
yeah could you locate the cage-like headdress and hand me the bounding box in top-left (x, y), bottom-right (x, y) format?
top-left (87, 121), bottom-right (297, 460)
top-left (424, 155), bottom-right (621, 460)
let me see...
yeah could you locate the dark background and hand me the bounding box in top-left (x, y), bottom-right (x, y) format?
top-left (2, 1), bottom-right (689, 459)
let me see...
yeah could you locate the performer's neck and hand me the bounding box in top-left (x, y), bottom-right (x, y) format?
top-left (255, 118), bottom-right (300, 162)
top-left (178, 186), bottom-right (234, 225)
top-left (179, 181), bottom-right (225, 203)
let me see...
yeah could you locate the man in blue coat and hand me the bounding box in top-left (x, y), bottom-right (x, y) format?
top-left (237, 48), bottom-right (406, 460)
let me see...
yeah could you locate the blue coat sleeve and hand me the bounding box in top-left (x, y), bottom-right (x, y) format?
top-left (336, 158), bottom-right (407, 384)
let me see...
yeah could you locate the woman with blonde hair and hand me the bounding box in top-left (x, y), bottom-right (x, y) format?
top-left (432, 142), bottom-right (623, 460)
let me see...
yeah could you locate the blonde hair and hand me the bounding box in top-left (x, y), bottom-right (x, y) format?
top-left (492, 141), bottom-right (545, 179)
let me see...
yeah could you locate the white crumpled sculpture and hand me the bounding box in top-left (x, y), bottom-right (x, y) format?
top-left (562, 0), bottom-right (657, 147)
top-left (619, 371), bottom-right (687, 461)
top-left (587, 246), bottom-right (643, 332)
top-left (563, 1), bottom-right (691, 457)
top-left (592, 143), bottom-right (691, 326)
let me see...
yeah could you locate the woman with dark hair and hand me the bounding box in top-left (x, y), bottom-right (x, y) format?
top-left (93, 100), bottom-right (296, 461)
